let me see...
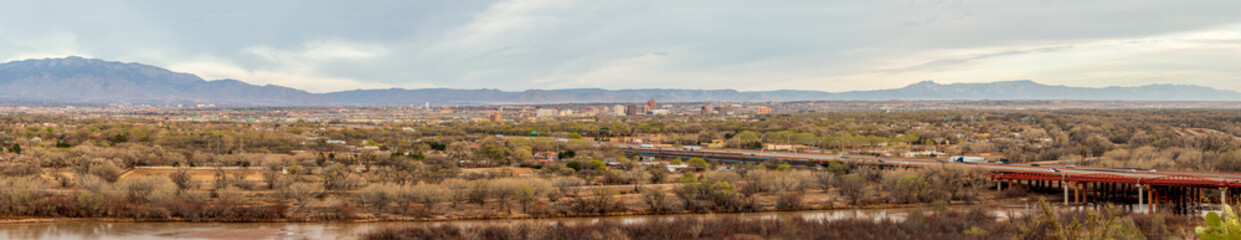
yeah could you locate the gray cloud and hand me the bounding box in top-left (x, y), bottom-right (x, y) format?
top-left (2, 0), bottom-right (1241, 92)
top-left (882, 46), bottom-right (1075, 73)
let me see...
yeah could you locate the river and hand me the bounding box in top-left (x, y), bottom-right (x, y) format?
top-left (0, 205), bottom-right (1035, 240)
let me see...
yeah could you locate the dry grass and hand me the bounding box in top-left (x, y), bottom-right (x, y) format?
top-left (120, 168), bottom-right (272, 189)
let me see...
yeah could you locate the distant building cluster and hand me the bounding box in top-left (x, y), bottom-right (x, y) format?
top-left (0, 97), bottom-right (791, 124)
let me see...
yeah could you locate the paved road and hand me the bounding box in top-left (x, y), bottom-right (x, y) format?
top-left (623, 144), bottom-right (1241, 183)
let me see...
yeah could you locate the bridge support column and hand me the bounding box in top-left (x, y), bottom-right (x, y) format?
top-left (1138, 184), bottom-right (1144, 213)
top-left (1075, 183), bottom-right (1082, 204)
top-left (1146, 187), bottom-right (1156, 213)
top-left (1063, 181), bottom-right (1070, 205)
top-left (1224, 188), bottom-right (1229, 209)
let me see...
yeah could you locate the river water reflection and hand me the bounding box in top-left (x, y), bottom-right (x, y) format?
top-left (0, 205), bottom-right (1033, 240)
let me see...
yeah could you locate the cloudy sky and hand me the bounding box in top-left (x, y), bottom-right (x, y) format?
top-left (3, 0), bottom-right (1241, 93)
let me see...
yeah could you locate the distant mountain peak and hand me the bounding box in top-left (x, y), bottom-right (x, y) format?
top-left (2, 57), bottom-right (1238, 106)
top-left (0, 56), bottom-right (329, 106)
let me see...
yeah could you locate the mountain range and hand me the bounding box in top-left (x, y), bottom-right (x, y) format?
top-left (1, 57), bottom-right (1239, 106)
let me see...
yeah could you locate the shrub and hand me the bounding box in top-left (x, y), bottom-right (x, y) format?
top-left (640, 187), bottom-right (672, 213)
top-left (688, 158), bottom-right (708, 170)
top-left (2, 162), bottom-right (41, 176)
top-left (551, 177), bottom-right (585, 197)
top-left (467, 180), bottom-right (492, 206)
top-left (407, 183), bottom-right (450, 210)
top-left (836, 174), bottom-right (871, 206)
top-left (170, 168), bottom-right (195, 190)
top-left (441, 179), bottom-right (470, 208)
top-left (323, 164), bottom-right (364, 190)
top-left (510, 179), bottom-right (552, 213)
top-left (0, 177), bottom-right (45, 215)
top-left (232, 172), bottom-right (258, 190)
top-left (91, 163), bottom-right (124, 182)
top-left (215, 186), bottom-right (245, 204)
top-left (704, 171), bottom-right (740, 184)
top-left (114, 175), bottom-right (178, 203)
top-left (75, 192), bottom-right (105, 217)
top-left (263, 171), bottom-right (287, 190)
top-left (179, 190), bottom-right (211, 205)
top-left (278, 182), bottom-right (322, 212)
top-left (77, 174), bottom-right (110, 193)
top-left (356, 184), bottom-right (401, 211)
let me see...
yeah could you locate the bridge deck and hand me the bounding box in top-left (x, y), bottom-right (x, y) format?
top-left (626, 147), bottom-right (1241, 188)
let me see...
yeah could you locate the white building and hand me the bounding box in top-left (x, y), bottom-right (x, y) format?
top-left (536, 108), bottom-right (558, 117)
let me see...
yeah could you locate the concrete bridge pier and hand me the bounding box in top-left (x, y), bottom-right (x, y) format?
top-left (1223, 188), bottom-right (1229, 209)
top-left (1138, 184), bottom-right (1144, 213)
top-left (1063, 180), bottom-right (1070, 205)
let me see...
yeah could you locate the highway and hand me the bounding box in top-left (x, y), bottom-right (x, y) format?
top-left (621, 144), bottom-right (1241, 188)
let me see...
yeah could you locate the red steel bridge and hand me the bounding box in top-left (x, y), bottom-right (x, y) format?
top-left (625, 146), bottom-right (1241, 213)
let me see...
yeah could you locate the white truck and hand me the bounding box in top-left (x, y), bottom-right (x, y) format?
top-left (951, 156), bottom-right (987, 163)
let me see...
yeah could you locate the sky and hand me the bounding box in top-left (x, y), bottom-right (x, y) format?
top-left (2, 0), bottom-right (1241, 93)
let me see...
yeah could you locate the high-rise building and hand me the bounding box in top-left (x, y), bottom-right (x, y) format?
top-left (626, 104), bottom-right (640, 116)
top-left (490, 112), bottom-right (503, 122)
top-left (613, 104), bottom-right (627, 116)
top-left (645, 99), bottom-right (658, 111)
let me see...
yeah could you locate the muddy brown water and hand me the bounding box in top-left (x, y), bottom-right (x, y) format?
top-left (0, 205), bottom-right (1034, 240)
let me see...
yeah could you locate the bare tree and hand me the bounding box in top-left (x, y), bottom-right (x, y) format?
top-left (836, 174), bottom-right (871, 206)
top-left (278, 182), bottom-right (323, 212)
top-left (169, 168), bottom-right (195, 190)
top-left (441, 178), bottom-right (470, 208)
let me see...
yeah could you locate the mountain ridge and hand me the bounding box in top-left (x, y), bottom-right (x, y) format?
top-left (1, 57), bottom-right (1239, 106)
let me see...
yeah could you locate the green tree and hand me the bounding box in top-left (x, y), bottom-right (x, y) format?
top-left (689, 158), bottom-right (708, 170)
top-left (587, 159), bottom-right (606, 172)
top-left (8, 144), bottom-right (19, 154)
top-left (678, 171), bottom-right (699, 183)
top-left (559, 149), bottom-right (576, 159)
